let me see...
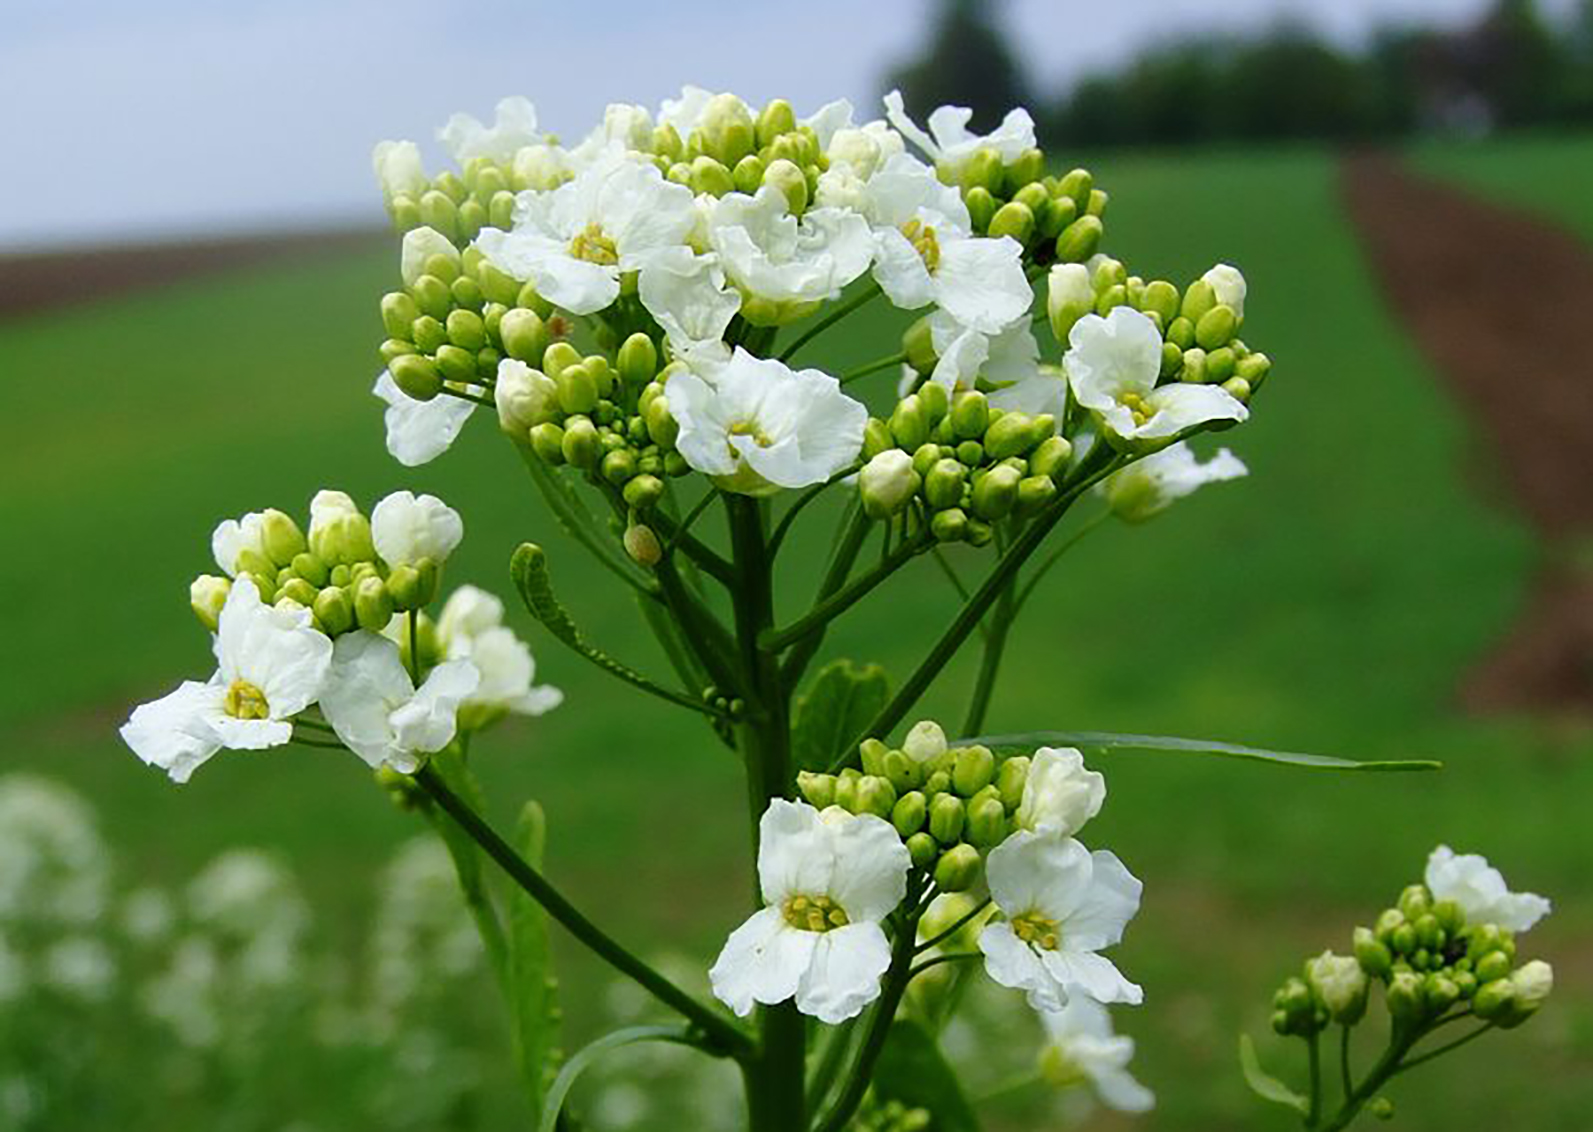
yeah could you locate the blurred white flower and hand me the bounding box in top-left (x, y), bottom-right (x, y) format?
top-left (1425, 846), bottom-right (1551, 933)
top-left (436, 586), bottom-right (563, 724)
top-left (0, 774), bottom-right (108, 926)
top-left (1038, 996), bottom-right (1155, 1113)
top-left (41, 936), bottom-right (116, 1003)
top-left (1100, 442), bottom-right (1247, 523)
top-left (438, 96), bottom-right (542, 165)
top-left (883, 90), bottom-right (1036, 176)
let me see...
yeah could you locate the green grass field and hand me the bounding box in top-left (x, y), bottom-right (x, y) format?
top-left (1411, 130), bottom-right (1593, 242)
top-left (3, 139), bottom-right (1590, 1129)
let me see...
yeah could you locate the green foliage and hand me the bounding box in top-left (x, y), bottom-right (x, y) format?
top-left (792, 659), bottom-right (892, 772)
top-left (1238, 1033), bottom-right (1310, 1114)
top-left (969, 730), bottom-right (1442, 773)
top-left (870, 1021), bottom-right (981, 1132)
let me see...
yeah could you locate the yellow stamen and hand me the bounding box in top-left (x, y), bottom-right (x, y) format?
top-left (782, 894), bottom-right (850, 933)
top-left (223, 679), bottom-right (270, 720)
top-left (568, 222), bottom-right (619, 266)
top-left (900, 218), bottom-right (941, 273)
top-left (1119, 391), bottom-right (1154, 427)
top-left (1011, 911), bottom-right (1061, 951)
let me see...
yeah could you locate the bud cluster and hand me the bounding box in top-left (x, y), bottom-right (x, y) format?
top-left (194, 495), bottom-right (443, 640)
top-left (797, 719), bottom-right (1030, 892)
top-left (956, 159), bottom-right (1108, 266)
top-left (857, 383), bottom-right (1070, 544)
top-left (379, 241), bottom-right (554, 402)
top-left (382, 156), bottom-right (521, 247)
top-left (1051, 257), bottom-right (1273, 407)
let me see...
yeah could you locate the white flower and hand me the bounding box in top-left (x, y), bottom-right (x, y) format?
top-left (826, 121), bottom-right (906, 179)
top-left (657, 85), bottom-right (749, 138)
top-left (400, 226), bottom-right (459, 288)
top-left (308, 490), bottom-right (374, 565)
top-left (1066, 308), bottom-right (1247, 445)
top-left (930, 309), bottom-right (1041, 395)
top-left (477, 153), bottom-right (696, 316)
top-left (373, 370), bottom-right (478, 467)
top-left (1510, 959), bottom-right (1553, 1011)
top-left (859, 449), bottom-right (918, 518)
top-left (1099, 442), bottom-right (1248, 523)
top-left (636, 244), bottom-right (742, 354)
top-left (211, 512), bottom-right (267, 577)
top-left (436, 585), bottom-right (563, 720)
top-left (438, 96), bottom-right (542, 165)
top-left (1202, 263), bottom-right (1247, 319)
top-left (42, 936), bottom-right (116, 1003)
top-left (666, 348), bottom-right (866, 494)
top-left (1016, 748), bottom-right (1105, 838)
top-left (1424, 846), bottom-right (1551, 933)
top-left (979, 831), bottom-right (1143, 1011)
top-left (494, 358), bottom-right (560, 435)
top-left (709, 800), bottom-right (910, 1024)
top-left (319, 631), bottom-right (479, 773)
top-left (859, 154), bottom-right (1030, 334)
top-left (883, 90), bottom-right (1036, 176)
top-left (371, 491), bottom-right (463, 568)
top-left (119, 581), bottom-right (332, 783)
top-left (1038, 997), bottom-right (1155, 1113)
top-left (372, 139), bottom-right (426, 201)
top-left (903, 720), bottom-right (948, 763)
top-left (513, 142), bottom-right (578, 191)
top-left (707, 186), bottom-right (872, 318)
top-left (1305, 950), bottom-right (1368, 1022)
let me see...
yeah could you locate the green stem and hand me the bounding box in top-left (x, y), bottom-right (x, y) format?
top-left (438, 384), bottom-right (494, 407)
top-left (768, 465), bottom-right (861, 561)
top-left (1393, 1023), bottom-right (1495, 1074)
top-left (655, 556), bottom-right (745, 699)
top-left (724, 495), bottom-right (807, 1132)
top-left (760, 533), bottom-right (927, 653)
top-left (517, 447), bottom-right (659, 599)
top-left (1012, 507), bottom-right (1112, 615)
top-left (1339, 1024), bottom-right (1353, 1107)
top-left (779, 504), bottom-right (871, 690)
top-left (841, 352), bottom-right (907, 385)
top-left (1311, 1027), bottom-right (1420, 1132)
top-left (906, 952), bottom-right (982, 980)
top-left (778, 282), bottom-right (881, 363)
top-left (914, 898), bottom-right (991, 955)
top-left (411, 766), bottom-right (753, 1060)
top-left (960, 579), bottom-right (1015, 736)
top-left (1307, 1031), bottom-right (1323, 1127)
top-left (814, 898), bottom-right (925, 1132)
top-left (642, 495), bottom-right (737, 587)
top-left (407, 610), bottom-right (421, 685)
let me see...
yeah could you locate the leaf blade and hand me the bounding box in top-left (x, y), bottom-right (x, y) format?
top-left (793, 659), bottom-right (892, 773)
top-left (1238, 1033), bottom-right (1310, 1114)
top-left (966, 730), bottom-right (1442, 773)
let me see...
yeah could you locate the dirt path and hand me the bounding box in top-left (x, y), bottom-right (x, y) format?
top-left (0, 227), bottom-right (386, 321)
top-left (1341, 153), bottom-right (1593, 713)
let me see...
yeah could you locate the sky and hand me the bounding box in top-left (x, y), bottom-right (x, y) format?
top-left (0, 0), bottom-right (1575, 250)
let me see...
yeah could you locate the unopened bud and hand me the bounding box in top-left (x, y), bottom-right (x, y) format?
top-left (904, 720), bottom-right (947, 763)
top-left (933, 844), bottom-right (982, 892)
top-left (797, 771), bottom-right (837, 809)
top-left (958, 148), bottom-right (1004, 195)
top-left (623, 523), bottom-right (662, 567)
top-left (354, 576), bottom-right (394, 631)
top-left (906, 831), bottom-right (939, 869)
top-left (1307, 951), bottom-right (1368, 1024)
top-left (890, 394), bottom-right (930, 452)
top-left (1058, 168), bottom-right (1093, 210)
top-left (561, 417), bottom-right (602, 469)
top-left (1047, 263), bottom-right (1094, 342)
top-left (966, 795), bottom-right (1007, 848)
top-left (996, 756), bottom-right (1030, 811)
top-left (1353, 927), bottom-right (1393, 979)
top-left (983, 413), bottom-right (1033, 461)
top-left (387, 557), bottom-right (439, 611)
top-left (854, 775), bottom-right (897, 818)
top-left (190, 575), bottom-right (231, 631)
top-left (698, 93), bottom-right (755, 167)
top-left (1387, 970), bottom-right (1426, 1024)
top-left (1014, 474), bottom-right (1057, 519)
top-left (987, 200), bottom-right (1034, 244)
top-left (313, 586), bottom-right (355, 636)
top-left (1180, 279), bottom-right (1217, 324)
top-left (892, 791), bottom-right (927, 837)
top-left (389, 353), bottom-right (442, 401)
top-left (859, 449), bottom-right (920, 519)
top-left (1195, 304), bottom-right (1238, 350)
top-left (928, 793), bottom-right (966, 845)
top-left (931, 508), bottom-right (968, 543)
top-left (964, 186), bottom-right (997, 233)
top-left (951, 746), bottom-right (996, 796)
top-left (1054, 215), bottom-right (1103, 263)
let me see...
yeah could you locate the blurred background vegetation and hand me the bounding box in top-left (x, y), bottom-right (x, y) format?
top-left (2, 1), bottom-right (1591, 1129)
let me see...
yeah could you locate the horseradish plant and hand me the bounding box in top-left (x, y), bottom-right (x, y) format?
top-left (120, 89), bottom-right (1555, 1130)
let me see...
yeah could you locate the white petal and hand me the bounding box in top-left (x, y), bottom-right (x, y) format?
top-left (756, 799), bottom-right (835, 905)
top-left (211, 513), bottom-right (265, 577)
top-left (824, 814), bottom-right (911, 923)
top-left (207, 716), bottom-right (294, 751)
top-left (438, 96), bottom-right (540, 164)
top-left (1066, 308), bottom-right (1163, 410)
top-left (320, 631), bottom-right (412, 769)
top-left (979, 921), bottom-right (1061, 1011)
top-left (871, 228), bottom-right (936, 312)
top-left (388, 658), bottom-right (480, 766)
top-left (665, 369), bottom-right (739, 478)
top-left (986, 830), bottom-right (1092, 920)
top-left (400, 227), bottom-right (460, 289)
top-left (794, 923), bottom-right (893, 1023)
top-left (638, 246), bottom-right (741, 351)
top-left (372, 140), bottom-right (426, 199)
top-left (438, 585), bottom-right (506, 643)
top-left (1095, 1065), bottom-right (1157, 1113)
top-left (1060, 850), bottom-right (1143, 952)
top-left (221, 599), bottom-right (332, 720)
top-left (709, 908), bottom-right (813, 1017)
top-left (374, 370), bottom-right (477, 467)
top-left (1425, 845), bottom-right (1551, 933)
top-left (1137, 383), bottom-right (1248, 441)
top-left (1016, 747), bottom-right (1105, 838)
top-left (932, 236), bottom-right (1031, 335)
top-left (371, 491), bottom-right (464, 567)
top-left (1039, 948), bottom-right (1143, 1006)
top-left (119, 681), bottom-right (225, 783)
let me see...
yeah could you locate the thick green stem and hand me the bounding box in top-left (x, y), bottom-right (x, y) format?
top-left (725, 496), bottom-right (807, 1131)
top-left (411, 766), bottom-right (752, 1061)
top-left (1311, 1027), bottom-right (1420, 1132)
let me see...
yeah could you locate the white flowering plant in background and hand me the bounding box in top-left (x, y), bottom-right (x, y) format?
top-left (114, 87), bottom-right (1559, 1132)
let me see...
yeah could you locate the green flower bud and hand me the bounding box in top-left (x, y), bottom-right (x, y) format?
top-left (883, 749), bottom-right (920, 793)
top-left (916, 378), bottom-right (949, 423)
top-left (434, 344), bottom-right (476, 384)
top-left (923, 770), bottom-right (951, 797)
top-left (600, 448), bottom-right (636, 487)
top-left (756, 99), bottom-right (797, 147)
top-left (946, 745), bottom-right (994, 797)
top-left (798, 770), bottom-right (837, 809)
top-left (1054, 215), bottom-right (1103, 263)
top-left (1162, 317), bottom-right (1194, 354)
top-left (1474, 950), bottom-right (1511, 984)
top-left (540, 341), bottom-right (581, 380)
top-left (731, 154), bottom-right (765, 196)
top-left (514, 280), bottom-right (554, 319)
top-left (697, 93), bottom-right (756, 166)
top-left (489, 189), bottom-right (516, 229)
top-left (1180, 279), bottom-right (1217, 324)
top-left (621, 474), bottom-right (664, 512)
top-left (408, 270), bottom-right (451, 320)
top-left (1391, 923), bottom-right (1417, 956)
top-left (387, 557), bottom-right (439, 611)
top-left (190, 575), bottom-right (230, 631)
top-left (1273, 976), bottom-right (1321, 1035)
top-left (612, 331), bottom-right (656, 389)
top-left (983, 413), bottom-right (1032, 460)
top-left (1047, 263), bottom-right (1095, 343)
top-left (690, 155), bottom-right (735, 198)
top-left (922, 458), bottom-right (966, 510)
top-left (1205, 346), bottom-right (1237, 383)
top-left (1498, 960), bottom-right (1552, 1027)
top-left (1398, 884), bottom-right (1432, 922)
top-left (996, 755), bottom-right (1030, 812)
top-left (651, 123), bottom-right (684, 163)
top-left (1369, 1098), bottom-right (1395, 1121)
top-left (529, 422), bottom-right (566, 464)
top-left (616, 523), bottom-right (658, 567)
top-left (1374, 908), bottom-right (1405, 944)
top-left (834, 769), bottom-right (860, 812)
top-left (966, 795), bottom-right (1007, 848)
top-left (474, 259), bottom-right (521, 306)
top-left (389, 194), bottom-right (421, 232)
top-left (272, 577), bottom-right (314, 611)
top-left (964, 186), bottom-right (998, 233)
top-left (762, 158), bottom-right (808, 212)
top-left (450, 274), bottom-right (484, 311)
top-left (1039, 193), bottom-right (1076, 239)
top-left (1387, 970), bottom-right (1426, 1024)
top-left (928, 793), bottom-right (966, 845)
top-left (1179, 347), bottom-right (1209, 385)
top-left (1415, 914), bottom-right (1445, 952)
top-left (1014, 474), bottom-right (1057, 519)
top-left (906, 832), bottom-right (939, 869)
top-left (1086, 188), bottom-right (1109, 218)
top-left (1005, 148), bottom-right (1045, 194)
top-left (306, 585), bottom-right (351, 636)
top-left (378, 338), bottom-right (416, 365)
top-left (855, 774), bottom-right (897, 818)
top-left (1432, 900), bottom-right (1465, 935)
top-left (353, 576), bottom-right (394, 631)
top-left (958, 147), bottom-right (1004, 194)
top-left (417, 190), bottom-right (458, 240)
top-left (381, 291), bottom-right (422, 340)
top-left (987, 200), bottom-right (1034, 244)
top-left (933, 844), bottom-right (982, 892)
top-left (1307, 950), bottom-right (1369, 1024)
top-left (561, 417), bottom-right (602, 469)
top-left (890, 395), bottom-right (930, 452)
top-left (1237, 351), bottom-right (1272, 390)
top-left (256, 509), bottom-right (305, 567)
top-left (411, 314), bottom-right (447, 354)
top-left (970, 465), bottom-right (1020, 520)
top-left (892, 791), bottom-right (927, 837)
top-left (1140, 280), bottom-right (1181, 324)
top-left (1423, 972), bottom-right (1460, 1014)
top-left (1195, 304), bottom-right (1238, 351)
top-left (931, 507), bottom-right (968, 543)
top-left (860, 450), bottom-right (920, 519)
top-left (1057, 168), bottom-right (1093, 210)
top-left (555, 363), bottom-right (599, 415)
top-left (389, 353), bottom-right (442, 402)
top-left (446, 308), bottom-right (487, 352)
top-left (1353, 927), bottom-right (1393, 979)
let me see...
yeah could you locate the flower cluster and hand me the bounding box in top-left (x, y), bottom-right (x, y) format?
top-left (713, 721), bottom-right (1142, 1036)
top-left (119, 491), bottom-right (557, 782)
top-left (369, 88), bottom-right (1273, 526)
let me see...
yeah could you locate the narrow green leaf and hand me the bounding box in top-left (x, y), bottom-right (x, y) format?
top-left (793, 659), bottom-right (891, 772)
top-left (540, 1025), bottom-right (698, 1132)
top-left (967, 730), bottom-right (1442, 773)
top-left (870, 1020), bottom-right (981, 1132)
top-left (509, 800), bottom-right (560, 1117)
top-left (1239, 1033), bottom-right (1310, 1114)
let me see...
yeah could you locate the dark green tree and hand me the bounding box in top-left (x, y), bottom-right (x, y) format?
top-left (883, 0), bottom-right (1034, 132)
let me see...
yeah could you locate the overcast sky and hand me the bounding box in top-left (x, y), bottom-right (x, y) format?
top-left (0, 0), bottom-right (1574, 249)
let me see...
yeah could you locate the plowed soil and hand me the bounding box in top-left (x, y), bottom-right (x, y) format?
top-left (1342, 153), bottom-right (1593, 713)
top-left (0, 227), bottom-right (384, 321)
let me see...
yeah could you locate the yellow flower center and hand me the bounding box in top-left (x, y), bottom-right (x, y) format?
top-left (223, 679), bottom-right (271, 720)
top-left (568, 222), bottom-right (619, 266)
top-left (900, 218), bottom-right (941, 273)
top-left (782, 894), bottom-right (850, 933)
top-left (1011, 911), bottom-right (1061, 951)
top-left (728, 419), bottom-right (774, 448)
top-left (1119, 391), bottom-right (1155, 427)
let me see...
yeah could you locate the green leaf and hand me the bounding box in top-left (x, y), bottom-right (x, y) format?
top-left (540, 1025), bottom-right (697, 1132)
top-left (509, 800), bottom-right (560, 1116)
top-left (1238, 1033), bottom-right (1310, 1115)
top-left (870, 1020), bottom-right (981, 1132)
top-left (792, 659), bottom-right (891, 772)
top-left (966, 730), bottom-right (1442, 773)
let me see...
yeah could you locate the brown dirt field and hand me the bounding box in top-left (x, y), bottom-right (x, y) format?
top-left (0, 226), bottom-right (386, 321)
top-left (1341, 153), bottom-right (1593, 713)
